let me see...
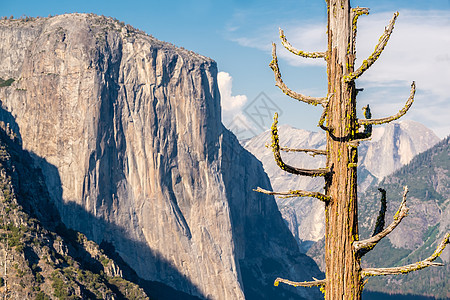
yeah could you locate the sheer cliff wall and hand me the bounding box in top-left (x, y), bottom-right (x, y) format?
top-left (0, 14), bottom-right (321, 300)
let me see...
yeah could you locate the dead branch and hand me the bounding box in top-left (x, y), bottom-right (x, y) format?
top-left (362, 232), bottom-right (450, 277)
top-left (265, 143), bottom-right (327, 156)
top-left (354, 186), bottom-right (409, 255)
top-left (373, 188), bottom-right (387, 236)
top-left (254, 187), bottom-right (330, 202)
top-left (279, 28), bottom-right (326, 59)
top-left (274, 277), bottom-right (326, 288)
top-left (269, 43), bottom-right (328, 106)
top-left (354, 104), bottom-right (373, 140)
top-left (344, 12), bottom-right (399, 82)
top-left (350, 7), bottom-right (370, 55)
top-left (280, 147), bottom-right (327, 156)
top-left (271, 113), bottom-right (330, 177)
top-left (318, 100), bottom-right (331, 132)
top-left (358, 82), bottom-right (415, 126)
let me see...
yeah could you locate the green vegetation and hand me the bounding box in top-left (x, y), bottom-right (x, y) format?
top-left (99, 256), bottom-right (111, 266)
top-left (35, 291), bottom-right (51, 300)
top-left (0, 224), bottom-right (25, 249)
top-left (108, 277), bottom-right (148, 300)
top-left (75, 269), bottom-right (105, 298)
top-left (13, 263), bottom-right (26, 278)
top-left (51, 271), bottom-right (78, 299)
top-left (0, 129), bottom-right (149, 299)
top-left (359, 136), bottom-right (450, 298)
top-left (35, 272), bottom-right (44, 283)
top-left (2, 185), bottom-right (12, 202)
top-left (0, 78), bottom-right (15, 87)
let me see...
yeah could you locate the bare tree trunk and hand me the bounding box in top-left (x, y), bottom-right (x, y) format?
top-left (325, 1), bottom-right (361, 298)
top-left (264, 0), bottom-right (449, 298)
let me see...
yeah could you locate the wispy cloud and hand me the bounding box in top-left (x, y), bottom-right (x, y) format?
top-left (226, 10), bottom-right (450, 137)
top-left (355, 10), bottom-right (450, 137)
top-left (225, 21), bottom-right (327, 67)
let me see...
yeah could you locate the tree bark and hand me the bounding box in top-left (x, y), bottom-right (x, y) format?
top-left (266, 1), bottom-right (449, 298)
top-left (325, 1), bottom-right (361, 299)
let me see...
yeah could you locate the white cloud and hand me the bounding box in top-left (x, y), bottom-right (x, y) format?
top-left (276, 24), bottom-right (327, 67)
top-left (218, 71), bottom-right (248, 112)
top-left (354, 10), bottom-right (450, 138)
top-left (226, 10), bottom-right (450, 137)
top-left (217, 72), bottom-right (255, 136)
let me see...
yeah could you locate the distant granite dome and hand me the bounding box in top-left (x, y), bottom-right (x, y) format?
top-left (359, 119), bottom-right (441, 181)
top-left (0, 14), bottom-right (322, 300)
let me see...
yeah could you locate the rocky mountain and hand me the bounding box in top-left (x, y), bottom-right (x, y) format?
top-left (0, 125), bottom-right (150, 299)
top-left (0, 14), bottom-right (323, 299)
top-left (358, 136), bottom-right (450, 299)
top-left (244, 122), bottom-right (440, 251)
top-left (358, 120), bottom-right (440, 191)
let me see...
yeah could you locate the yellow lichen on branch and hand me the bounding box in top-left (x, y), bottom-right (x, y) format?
top-left (254, 187), bottom-right (331, 202)
top-left (358, 82), bottom-right (415, 126)
top-left (269, 43), bottom-right (328, 106)
top-left (344, 11), bottom-right (399, 82)
top-left (275, 277), bottom-right (326, 288)
top-left (279, 28), bottom-right (326, 59)
top-left (270, 113), bottom-right (330, 177)
top-left (362, 232), bottom-right (450, 277)
top-left (350, 7), bottom-right (369, 56)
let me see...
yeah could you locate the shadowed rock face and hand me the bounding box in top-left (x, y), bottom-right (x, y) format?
top-left (0, 14), bottom-right (322, 300)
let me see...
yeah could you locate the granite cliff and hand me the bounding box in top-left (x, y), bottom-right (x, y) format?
top-left (0, 14), bottom-right (322, 299)
top-left (0, 124), bottom-right (150, 299)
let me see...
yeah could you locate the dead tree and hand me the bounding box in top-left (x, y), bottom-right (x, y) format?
top-left (256, 1), bottom-right (450, 299)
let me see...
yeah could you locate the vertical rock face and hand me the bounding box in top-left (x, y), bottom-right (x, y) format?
top-left (0, 15), bottom-right (322, 299)
top-left (358, 120), bottom-right (440, 185)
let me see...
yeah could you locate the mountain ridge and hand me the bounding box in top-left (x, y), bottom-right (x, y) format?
top-left (0, 13), bottom-right (323, 299)
top-left (359, 136), bottom-right (450, 298)
top-left (0, 124), bottom-right (154, 299)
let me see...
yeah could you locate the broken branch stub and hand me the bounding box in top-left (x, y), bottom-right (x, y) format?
top-left (358, 82), bottom-right (415, 126)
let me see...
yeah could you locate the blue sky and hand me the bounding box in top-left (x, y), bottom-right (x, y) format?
top-left (4, 0), bottom-right (450, 138)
